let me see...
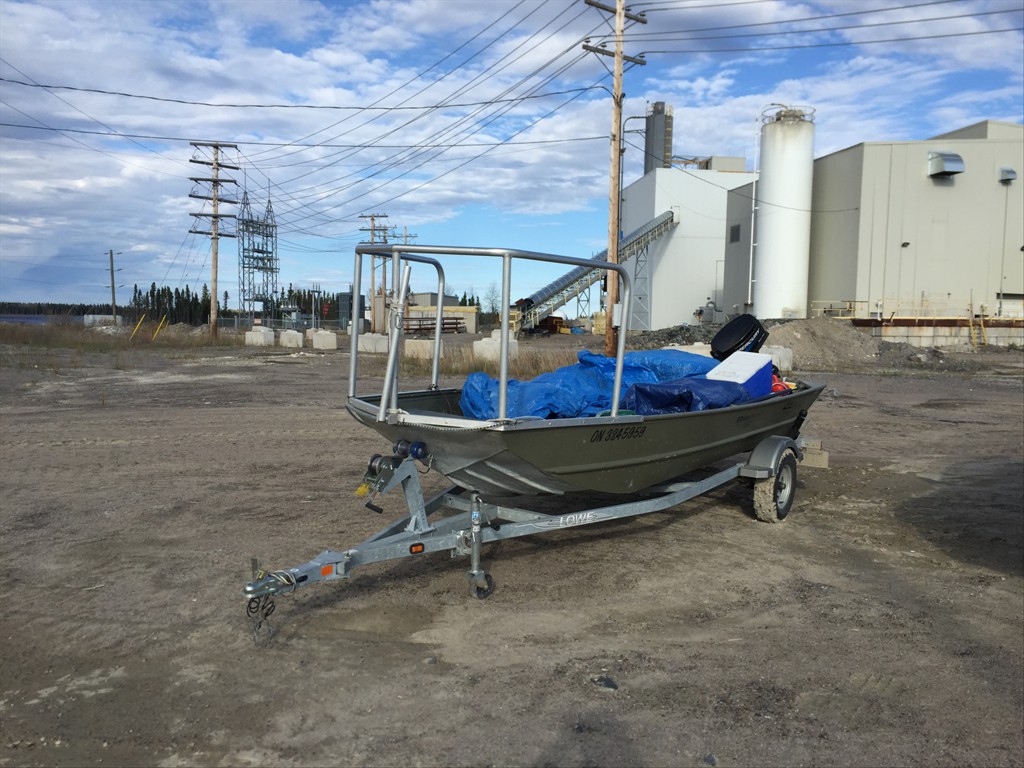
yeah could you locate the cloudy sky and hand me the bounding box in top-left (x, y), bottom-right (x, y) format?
top-left (1, 0), bottom-right (1021, 308)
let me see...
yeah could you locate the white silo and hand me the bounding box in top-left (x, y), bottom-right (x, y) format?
top-left (752, 106), bottom-right (815, 319)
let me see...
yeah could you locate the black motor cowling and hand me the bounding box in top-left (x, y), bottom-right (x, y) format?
top-left (710, 314), bottom-right (769, 361)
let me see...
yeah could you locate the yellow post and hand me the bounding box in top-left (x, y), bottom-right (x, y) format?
top-left (152, 315), bottom-right (168, 341)
top-left (129, 314), bottom-right (146, 341)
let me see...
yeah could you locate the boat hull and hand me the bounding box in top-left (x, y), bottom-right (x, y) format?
top-left (347, 383), bottom-right (824, 496)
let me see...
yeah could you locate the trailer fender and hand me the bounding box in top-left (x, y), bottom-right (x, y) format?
top-left (739, 435), bottom-right (802, 480)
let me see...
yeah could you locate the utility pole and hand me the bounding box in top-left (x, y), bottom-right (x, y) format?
top-left (189, 142), bottom-right (239, 337)
top-left (108, 249), bottom-right (119, 324)
top-left (360, 213), bottom-right (390, 332)
top-left (584, 0), bottom-right (646, 356)
top-left (310, 283), bottom-right (323, 330)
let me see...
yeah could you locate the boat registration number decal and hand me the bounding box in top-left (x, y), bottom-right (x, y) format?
top-left (590, 425), bottom-right (646, 443)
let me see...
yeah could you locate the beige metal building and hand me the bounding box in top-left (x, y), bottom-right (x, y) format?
top-left (808, 120), bottom-right (1023, 319)
top-left (725, 120), bottom-right (1024, 327)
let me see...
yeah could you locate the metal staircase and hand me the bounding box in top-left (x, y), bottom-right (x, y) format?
top-left (517, 210), bottom-right (677, 332)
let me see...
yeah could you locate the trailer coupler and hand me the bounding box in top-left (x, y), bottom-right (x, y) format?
top-left (244, 549), bottom-right (355, 600)
top-left (243, 550), bottom-right (356, 643)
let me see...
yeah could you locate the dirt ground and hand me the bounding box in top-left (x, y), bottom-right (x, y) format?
top-left (1, 324), bottom-right (1022, 768)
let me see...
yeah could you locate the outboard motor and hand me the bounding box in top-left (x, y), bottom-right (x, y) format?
top-left (711, 314), bottom-right (769, 361)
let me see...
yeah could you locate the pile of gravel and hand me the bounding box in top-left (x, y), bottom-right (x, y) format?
top-left (626, 323), bottom-right (722, 349)
top-left (628, 316), bottom-right (1010, 374)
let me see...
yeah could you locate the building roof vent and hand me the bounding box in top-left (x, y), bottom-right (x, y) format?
top-left (928, 151), bottom-right (964, 177)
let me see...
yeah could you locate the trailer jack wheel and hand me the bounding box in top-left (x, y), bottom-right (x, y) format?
top-left (471, 573), bottom-right (495, 599)
top-left (754, 450), bottom-right (797, 523)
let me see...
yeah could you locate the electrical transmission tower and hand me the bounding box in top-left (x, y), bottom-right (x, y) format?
top-left (189, 141), bottom-right (239, 337)
top-left (237, 191), bottom-right (279, 324)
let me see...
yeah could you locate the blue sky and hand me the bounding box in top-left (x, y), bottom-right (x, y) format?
top-left (1, 0), bottom-right (1021, 308)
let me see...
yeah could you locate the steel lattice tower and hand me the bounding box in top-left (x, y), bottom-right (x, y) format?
top-left (237, 192), bottom-right (279, 321)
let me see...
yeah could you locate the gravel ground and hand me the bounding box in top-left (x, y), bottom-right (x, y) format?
top-left (0, 323), bottom-right (1021, 767)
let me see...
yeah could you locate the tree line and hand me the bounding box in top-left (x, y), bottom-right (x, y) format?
top-left (2, 283), bottom-right (486, 325)
top-left (128, 283), bottom-right (217, 324)
top-left (0, 300), bottom-right (115, 317)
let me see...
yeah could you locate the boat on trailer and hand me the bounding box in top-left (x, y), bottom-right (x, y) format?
top-left (243, 244), bottom-right (824, 637)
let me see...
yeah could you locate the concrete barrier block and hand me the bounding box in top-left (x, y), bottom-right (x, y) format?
top-left (405, 338), bottom-right (440, 359)
top-left (279, 329), bottom-right (303, 348)
top-left (312, 331), bottom-right (338, 350)
top-left (762, 345), bottom-right (794, 373)
top-left (245, 328), bottom-right (275, 347)
top-left (473, 335), bottom-right (518, 362)
top-left (358, 333), bottom-right (390, 354)
top-left (346, 319), bottom-right (370, 335)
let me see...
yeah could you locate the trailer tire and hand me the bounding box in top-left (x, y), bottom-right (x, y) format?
top-left (753, 450), bottom-right (797, 523)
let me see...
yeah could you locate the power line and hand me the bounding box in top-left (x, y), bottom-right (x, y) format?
top-left (637, 25), bottom-right (1022, 54)
top-left (265, 52), bottom-right (599, 227)
top-left (241, 0), bottom-right (531, 162)
top-left (619, 8), bottom-right (1021, 45)
top-left (620, 135), bottom-right (860, 214)
top-left (631, 0), bottom-right (962, 22)
top-left (617, 0), bottom-right (1002, 38)
top-left (0, 57), bottom-right (189, 168)
top-left (0, 123), bottom-right (606, 149)
top-left (254, 3), bottom-right (593, 194)
top-left (0, 77), bottom-right (601, 112)
top-left (632, 0), bottom-right (779, 9)
top-left (239, 6), bottom-right (604, 229)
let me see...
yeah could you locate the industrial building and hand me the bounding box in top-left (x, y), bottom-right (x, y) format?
top-left (605, 104), bottom-right (1024, 345)
top-left (722, 118), bottom-right (1024, 324)
top-left (619, 157), bottom-right (755, 330)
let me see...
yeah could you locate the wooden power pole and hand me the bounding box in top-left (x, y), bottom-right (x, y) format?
top-left (360, 213), bottom-right (390, 332)
top-left (190, 142), bottom-right (239, 337)
top-left (108, 249), bottom-right (118, 324)
top-left (584, 0), bottom-right (645, 356)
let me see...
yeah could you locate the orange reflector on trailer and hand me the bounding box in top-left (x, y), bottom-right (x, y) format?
top-left (321, 564), bottom-right (334, 577)
top-left (409, 543), bottom-right (425, 554)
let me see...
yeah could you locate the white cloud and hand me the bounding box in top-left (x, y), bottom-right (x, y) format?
top-left (0, 0), bottom-right (1020, 303)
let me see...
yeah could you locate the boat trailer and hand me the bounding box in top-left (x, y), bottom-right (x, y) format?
top-left (243, 433), bottom-right (804, 642)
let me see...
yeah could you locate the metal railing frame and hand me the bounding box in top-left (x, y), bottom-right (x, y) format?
top-left (350, 245), bottom-right (633, 421)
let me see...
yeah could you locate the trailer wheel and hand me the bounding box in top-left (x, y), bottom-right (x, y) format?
top-left (753, 450), bottom-right (797, 523)
top-left (471, 573), bottom-right (495, 599)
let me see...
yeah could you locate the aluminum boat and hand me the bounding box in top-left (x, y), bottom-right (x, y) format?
top-left (345, 244), bottom-right (823, 497)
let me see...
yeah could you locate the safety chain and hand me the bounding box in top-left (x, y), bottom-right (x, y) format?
top-left (245, 566), bottom-right (298, 646)
top-left (247, 594), bottom-right (276, 646)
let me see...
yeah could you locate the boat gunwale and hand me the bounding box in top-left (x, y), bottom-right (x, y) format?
top-left (346, 381), bottom-right (825, 433)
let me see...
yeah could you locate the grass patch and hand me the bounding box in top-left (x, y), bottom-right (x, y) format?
top-left (0, 322), bottom-right (243, 354)
top-left (399, 346), bottom-right (580, 380)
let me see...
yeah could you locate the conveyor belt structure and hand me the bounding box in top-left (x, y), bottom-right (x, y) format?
top-left (517, 210), bottom-right (677, 332)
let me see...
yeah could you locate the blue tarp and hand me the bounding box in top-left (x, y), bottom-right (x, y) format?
top-left (459, 349), bottom-right (721, 420)
top-left (624, 377), bottom-right (751, 415)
